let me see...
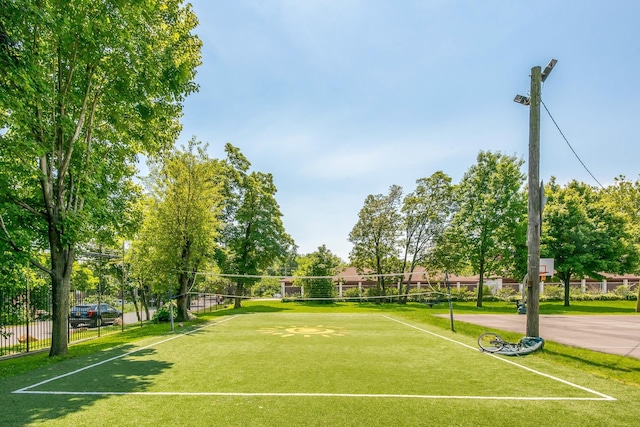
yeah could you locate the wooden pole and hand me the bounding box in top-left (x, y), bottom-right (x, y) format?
top-left (526, 66), bottom-right (541, 337)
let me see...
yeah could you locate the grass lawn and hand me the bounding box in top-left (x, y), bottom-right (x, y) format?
top-left (1, 300), bottom-right (639, 426)
top-left (447, 299), bottom-right (638, 315)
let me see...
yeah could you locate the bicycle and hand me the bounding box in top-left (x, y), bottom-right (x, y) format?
top-left (477, 332), bottom-right (544, 355)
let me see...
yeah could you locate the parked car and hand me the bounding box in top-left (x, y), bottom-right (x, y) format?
top-left (69, 303), bottom-right (122, 328)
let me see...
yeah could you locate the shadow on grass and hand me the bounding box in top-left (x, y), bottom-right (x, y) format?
top-left (1, 344), bottom-right (173, 427)
top-left (542, 346), bottom-right (640, 375)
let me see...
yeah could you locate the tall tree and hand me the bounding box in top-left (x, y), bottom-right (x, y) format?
top-left (399, 172), bottom-right (453, 301)
top-left (128, 200), bottom-right (163, 321)
top-left (542, 179), bottom-right (639, 306)
top-left (0, 0), bottom-right (201, 355)
top-left (439, 151), bottom-right (526, 307)
top-left (293, 245), bottom-right (343, 301)
top-left (349, 185), bottom-right (403, 296)
top-left (144, 138), bottom-right (223, 321)
top-left (218, 144), bottom-right (293, 308)
top-left (605, 176), bottom-right (640, 311)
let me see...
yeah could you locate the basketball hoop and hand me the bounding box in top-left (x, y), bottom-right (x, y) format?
top-left (539, 258), bottom-right (554, 278)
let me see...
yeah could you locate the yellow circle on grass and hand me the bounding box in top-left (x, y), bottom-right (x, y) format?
top-left (260, 325), bottom-right (345, 338)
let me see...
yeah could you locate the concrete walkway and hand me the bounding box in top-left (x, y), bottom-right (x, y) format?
top-left (450, 314), bottom-right (640, 359)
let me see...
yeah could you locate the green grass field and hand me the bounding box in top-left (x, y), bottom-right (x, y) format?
top-left (1, 301), bottom-right (640, 426)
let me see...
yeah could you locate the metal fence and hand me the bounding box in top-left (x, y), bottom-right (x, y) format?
top-left (0, 285), bottom-right (159, 358)
top-left (0, 286), bottom-right (229, 358)
top-left (0, 285), bottom-right (53, 356)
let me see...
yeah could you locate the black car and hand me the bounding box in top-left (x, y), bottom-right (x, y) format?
top-left (69, 303), bottom-right (122, 328)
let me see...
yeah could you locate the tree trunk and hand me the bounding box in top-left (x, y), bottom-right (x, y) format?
top-left (234, 282), bottom-right (244, 308)
top-left (48, 235), bottom-right (74, 357)
top-left (176, 241), bottom-right (192, 321)
top-left (176, 271), bottom-right (190, 321)
top-left (401, 272), bottom-right (415, 304)
top-left (560, 273), bottom-right (571, 307)
top-left (476, 262), bottom-right (485, 308)
top-left (141, 287), bottom-right (150, 320)
top-left (129, 287), bottom-right (141, 321)
top-left (636, 284), bottom-right (640, 313)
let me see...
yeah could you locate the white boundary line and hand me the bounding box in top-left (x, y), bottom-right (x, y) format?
top-left (13, 316), bottom-right (237, 394)
top-left (382, 315), bottom-right (616, 401)
top-left (10, 390), bottom-right (611, 401)
top-left (13, 314), bottom-right (616, 401)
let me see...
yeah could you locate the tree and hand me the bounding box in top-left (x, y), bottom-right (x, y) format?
top-left (70, 261), bottom-right (99, 293)
top-left (144, 138), bottom-right (222, 321)
top-left (605, 176), bottom-right (640, 312)
top-left (0, 0), bottom-right (201, 355)
top-left (218, 144), bottom-right (293, 308)
top-left (399, 172), bottom-right (453, 301)
top-left (542, 179), bottom-right (639, 306)
top-left (293, 245), bottom-right (343, 301)
top-left (128, 215), bottom-right (160, 322)
top-left (439, 151), bottom-right (526, 307)
top-left (349, 185), bottom-right (403, 296)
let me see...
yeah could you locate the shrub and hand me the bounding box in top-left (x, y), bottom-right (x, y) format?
top-left (409, 287), bottom-right (433, 302)
top-left (495, 287), bottom-right (519, 302)
top-left (342, 287), bottom-right (362, 299)
top-left (448, 287), bottom-right (474, 301)
top-left (306, 279), bottom-right (336, 302)
top-left (571, 292), bottom-right (594, 301)
top-left (614, 285), bottom-right (637, 300)
top-left (592, 292), bottom-right (622, 301)
top-left (152, 301), bottom-right (177, 323)
top-left (541, 284), bottom-right (563, 301)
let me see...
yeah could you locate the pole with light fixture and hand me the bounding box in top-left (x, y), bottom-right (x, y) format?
top-left (514, 59), bottom-right (557, 338)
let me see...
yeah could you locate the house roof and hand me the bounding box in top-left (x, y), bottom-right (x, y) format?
top-left (278, 266), bottom-right (639, 285)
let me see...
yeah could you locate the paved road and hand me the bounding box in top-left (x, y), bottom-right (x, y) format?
top-left (450, 314), bottom-right (640, 359)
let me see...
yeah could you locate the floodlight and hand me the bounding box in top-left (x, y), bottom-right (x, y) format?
top-left (541, 58), bottom-right (558, 82)
top-left (514, 94), bottom-right (530, 106)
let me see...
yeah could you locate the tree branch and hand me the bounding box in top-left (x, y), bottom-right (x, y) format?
top-left (13, 198), bottom-right (47, 219)
top-left (58, 64), bottom-right (95, 186)
top-left (0, 214), bottom-right (53, 275)
top-left (0, 214), bottom-right (21, 252)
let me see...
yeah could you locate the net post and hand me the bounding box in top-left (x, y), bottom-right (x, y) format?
top-left (169, 271), bottom-right (174, 332)
top-left (445, 271), bottom-right (455, 332)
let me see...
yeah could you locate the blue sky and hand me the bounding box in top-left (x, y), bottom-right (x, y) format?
top-left (176, 0), bottom-right (640, 260)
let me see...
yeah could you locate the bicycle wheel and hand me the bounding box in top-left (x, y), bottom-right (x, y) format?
top-left (478, 332), bottom-right (504, 352)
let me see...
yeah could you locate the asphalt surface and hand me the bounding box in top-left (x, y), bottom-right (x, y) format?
top-left (450, 314), bottom-right (640, 359)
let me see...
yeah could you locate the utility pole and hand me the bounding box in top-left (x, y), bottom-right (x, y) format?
top-left (526, 66), bottom-right (542, 338)
top-left (515, 59), bottom-right (557, 338)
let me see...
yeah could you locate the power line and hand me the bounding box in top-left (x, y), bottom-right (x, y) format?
top-left (541, 99), bottom-right (605, 189)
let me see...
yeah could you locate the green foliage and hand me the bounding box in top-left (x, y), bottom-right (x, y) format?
top-left (0, 0), bottom-right (202, 356)
top-left (71, 262), bottom-right (99, 292)
top-left (434, 151), bottom-right (526, 307)
top-left (252, 277), bottom-right (282, 297)
top-left (349, 185), bottom-right (403, 295)
top-left (217, 144), bottom-right (294, 307)
top-left (293, 245), bottom-right (341, 302)
top-left (495, 287), bottom-right (518, 302)
top-left (152, 301), bottom-right (178, 323)
top-left (143, 138), bottom-right (224, 321)
top-left (541, 284), bottom-right (564, 301)
top-left (542, 179), bottom-right (640, 306)
top-left (614, 285), bottom-right (637, 300)
top-left (399, 172), bottom-right (454, 296)
top-left (342, 287), bottom-right (362, 298)
top-left (447, 287), bottom-right (474, 301)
